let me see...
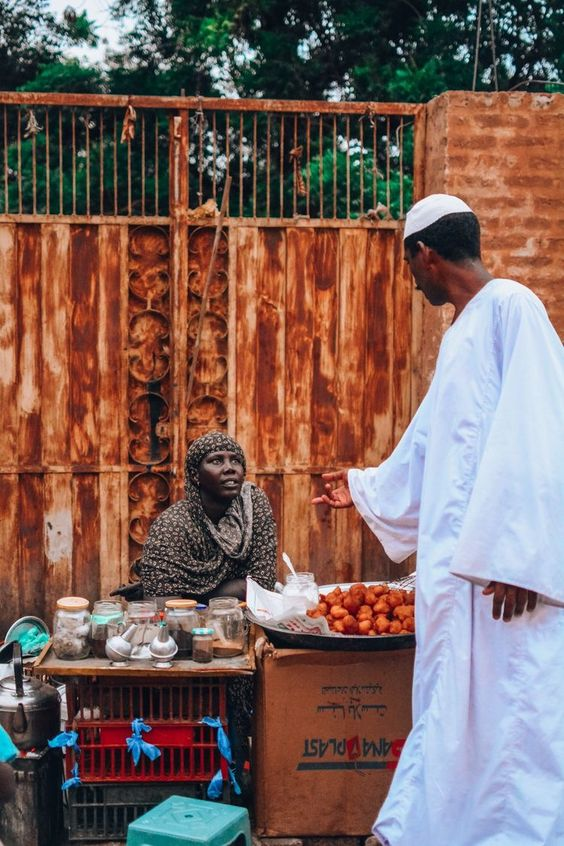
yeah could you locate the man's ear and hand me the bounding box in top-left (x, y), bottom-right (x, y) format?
top-left (418, 242), bottom-right (440, 269)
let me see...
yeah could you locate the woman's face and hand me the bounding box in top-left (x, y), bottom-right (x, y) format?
top-left (198, 450), bottom-right (244, 502)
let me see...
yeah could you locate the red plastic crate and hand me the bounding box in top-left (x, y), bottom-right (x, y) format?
top-left (66, 679), bottom-right (227, 723)
top-left (66, 721), bottom-right (229, 783)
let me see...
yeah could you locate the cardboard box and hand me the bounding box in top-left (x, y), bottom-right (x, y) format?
top-left (253, 642), bottom-right (415, 837)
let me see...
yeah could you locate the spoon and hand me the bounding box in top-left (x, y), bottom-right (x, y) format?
top-left (282, 551), bottom-right (298, 579)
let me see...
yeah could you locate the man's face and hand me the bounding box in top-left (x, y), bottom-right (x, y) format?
top-left (198, 450), bottom-right (244, 502)
top-left (404, 244), bottom-right (448, 306)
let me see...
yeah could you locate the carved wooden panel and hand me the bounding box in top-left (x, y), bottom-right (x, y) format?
top-left (186, 225), bottom-right (229, 445)
top-left (127, 226), bottom-right (172, 570)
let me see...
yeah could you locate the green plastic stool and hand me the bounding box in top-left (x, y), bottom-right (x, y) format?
top-left (126, 795), bottom-right (251, 846)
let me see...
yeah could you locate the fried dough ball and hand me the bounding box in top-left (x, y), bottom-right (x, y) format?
top-left (330, 605), bottom-right (348, 619)
top-left (403, 591), bottom-right (415, 606)
top-left (393, 604), bottom-right (414, 621)
top-left (332, 619), bottom-right (346, 633)
top-left (343, 615), bottom-right (359, 634)
top-left (402, 617), bottom-right (415, 632)
top-left (364, 589), bottom-right (377, 605)
top-left (343, 593), bottom-right (361, 615)
top-left (389, 620), bottom-right (403, 634)
top-left (374, 615), bottom-right (391, 634)
top-left (306, 609), bottom-right (323, 618)
top-left (387, 591), bottom-right (405, 609)
top-left (372, 584), bottom-right (389, 597)
top-left (358, 619), bottom-right (372, 635)
top-left (374, 598), bottom-right (391, 615)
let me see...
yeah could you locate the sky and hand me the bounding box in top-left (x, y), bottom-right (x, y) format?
top-left (47, 0), bottom-right (133, 63)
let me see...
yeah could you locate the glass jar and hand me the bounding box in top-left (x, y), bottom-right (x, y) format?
top-left (126, 599), bottom-right (159, 660)
top-left (207, 597), bottom-right (245, 658)
top-left (165, 600), bottom-right (200, 659)
top-left (53, 597), bottom-right (91, 660)
top-left (282, 572), bottom-right (319, 607)
top-left (89, 600), bottom-right (124, 658)
top-left (191, 628), bottom-right (214, 663)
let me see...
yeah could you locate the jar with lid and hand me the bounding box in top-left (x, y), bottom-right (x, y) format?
top-left (126, 599), bottom-right (158, 660)
top-left (164, 600), bottom-right (200, 659)
top-left (53, 597), bottom-right (91, 660)
top-left (282, 572), bottom-right (319, 607)
top-left (191, 628), bottom-right (214, 663)
top-left (207, 597), bottom-right (245, 658)
top-left (89, 600), bottom-right (124, 658)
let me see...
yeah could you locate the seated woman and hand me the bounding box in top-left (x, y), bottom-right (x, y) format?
top-left (141, 430), bottom-right (277, 785)
top-left (141, 430), bottom-right (277, 600)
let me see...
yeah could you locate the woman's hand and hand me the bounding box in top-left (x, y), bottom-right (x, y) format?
top-left (482, 581), bottom-right (538, 621)
top-left (311, 470), bottom-right (353, 509)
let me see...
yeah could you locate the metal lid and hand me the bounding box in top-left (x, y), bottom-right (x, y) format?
top-left (165, 599), bottom-right (198, 609)
top-left (56, 596), bottom-right (89, 611)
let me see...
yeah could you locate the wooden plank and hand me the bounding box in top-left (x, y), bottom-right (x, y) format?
top-left (99, 472), bottom-right (122, 598)
top-left (0, 475), bottom-right (20, 636)
top-left (256, 473), bottom-right (284, 581)
top-left (0, 225), bottom-right (17, 466)
top-left (19, 474), bottom-right (45, 621)
top-left (17, 225), bottom-right (42, 465)
top-left (41, 223), bottom-right (70, 465)
top-left (97, 225), bottom-right (122, 466)
top-left (364, 228), bottom-right (395, 465)
top-left (392, 230), bottom-right (412, 445)
top-left (256, 228), bottom-right (285, 468)
top-left (309, 474), bottom-right (337, 587)
top-left (334, 506), bottom-right (364, 584)
top-left (281, 474), bottom-right (311, 573)
top-left (234, 227), bottom-right (258, 466)
top-left (336, 229), bottom-right (367, 465)
top-left (43, 473), bottom-right (73, 623)
top-left (70, 226), bottom-right (99, 464)
top-left (311, 229), bottom-right (338, 467)
top-left (72, 474), bottom-right (100, 602)
top-left (285, 228), bottom-right (314, 466)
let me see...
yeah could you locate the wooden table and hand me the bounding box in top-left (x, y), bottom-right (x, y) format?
top-left (32, 626), bottom-right (257, 679)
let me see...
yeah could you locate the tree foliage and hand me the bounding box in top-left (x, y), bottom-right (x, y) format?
top-left (103, 0), bottom-right (563, 100)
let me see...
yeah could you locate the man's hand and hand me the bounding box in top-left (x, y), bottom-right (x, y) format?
top-left (311, 470), bottom-right (353, 509)
top-left (482, 581), bottom-right (538, 622)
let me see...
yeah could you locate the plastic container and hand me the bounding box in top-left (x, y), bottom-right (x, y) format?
top-left (191, 628), bottom-right (214, 663)
top-left (89, 601), bottom-right (124, 659)
top-left (52, 597), bottom-right (91, 660)
top-left (207, 597), bottom-right (245, 658)
top-left (282, 572), bottom-right (319, 607)
top-left (164, 600), bottom-right (200, 659)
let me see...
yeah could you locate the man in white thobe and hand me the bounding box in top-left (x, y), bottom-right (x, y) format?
top-left (313, 194), bottom-right (564, 846)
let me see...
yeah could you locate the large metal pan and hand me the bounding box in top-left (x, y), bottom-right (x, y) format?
top-left (247, 578), bottom-right (416, 652)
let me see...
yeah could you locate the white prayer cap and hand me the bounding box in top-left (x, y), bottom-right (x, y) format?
top-left (404, 193), bottom-right (474, 239)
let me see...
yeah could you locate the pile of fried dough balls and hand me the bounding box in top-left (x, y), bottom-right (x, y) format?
top-left (307, 583), bottom-right (415, 636)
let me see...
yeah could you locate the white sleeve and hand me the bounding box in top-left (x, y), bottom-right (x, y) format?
top-left (450, 291), bottom-right (564, 606)
top-left (349, 394), bottom-right (431, 563)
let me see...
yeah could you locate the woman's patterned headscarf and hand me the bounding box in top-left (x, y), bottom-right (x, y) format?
top-left (185, 431), bottom-right (246, 489)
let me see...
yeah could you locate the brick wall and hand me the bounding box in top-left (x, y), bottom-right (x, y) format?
top-left (414, 90), bottom-right (563, 400)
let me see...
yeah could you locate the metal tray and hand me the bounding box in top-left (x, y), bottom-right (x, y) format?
top-left (247, 576), bottom-right (416, 651)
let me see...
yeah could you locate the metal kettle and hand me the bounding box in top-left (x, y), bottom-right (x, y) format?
top-left (0, 642), bottom-right (60, 750)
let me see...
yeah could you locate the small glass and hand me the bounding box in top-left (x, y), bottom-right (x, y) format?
top-left (282, 572), bottom-right (319, 606)
top-left (191, 628), bottom-right (214, 663)
top-left (195, 603), bottom-right (208, 626)
top-left (90, 600), bottom-right (124, 658)
top-left (165, 600), bottom-right (200, 659)
top-left (126, 599), bottom-right (159, 660)
top-left (53, 597), bottom-right (91, 660)
top-left (207, 597), bottom-right (245, 658)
